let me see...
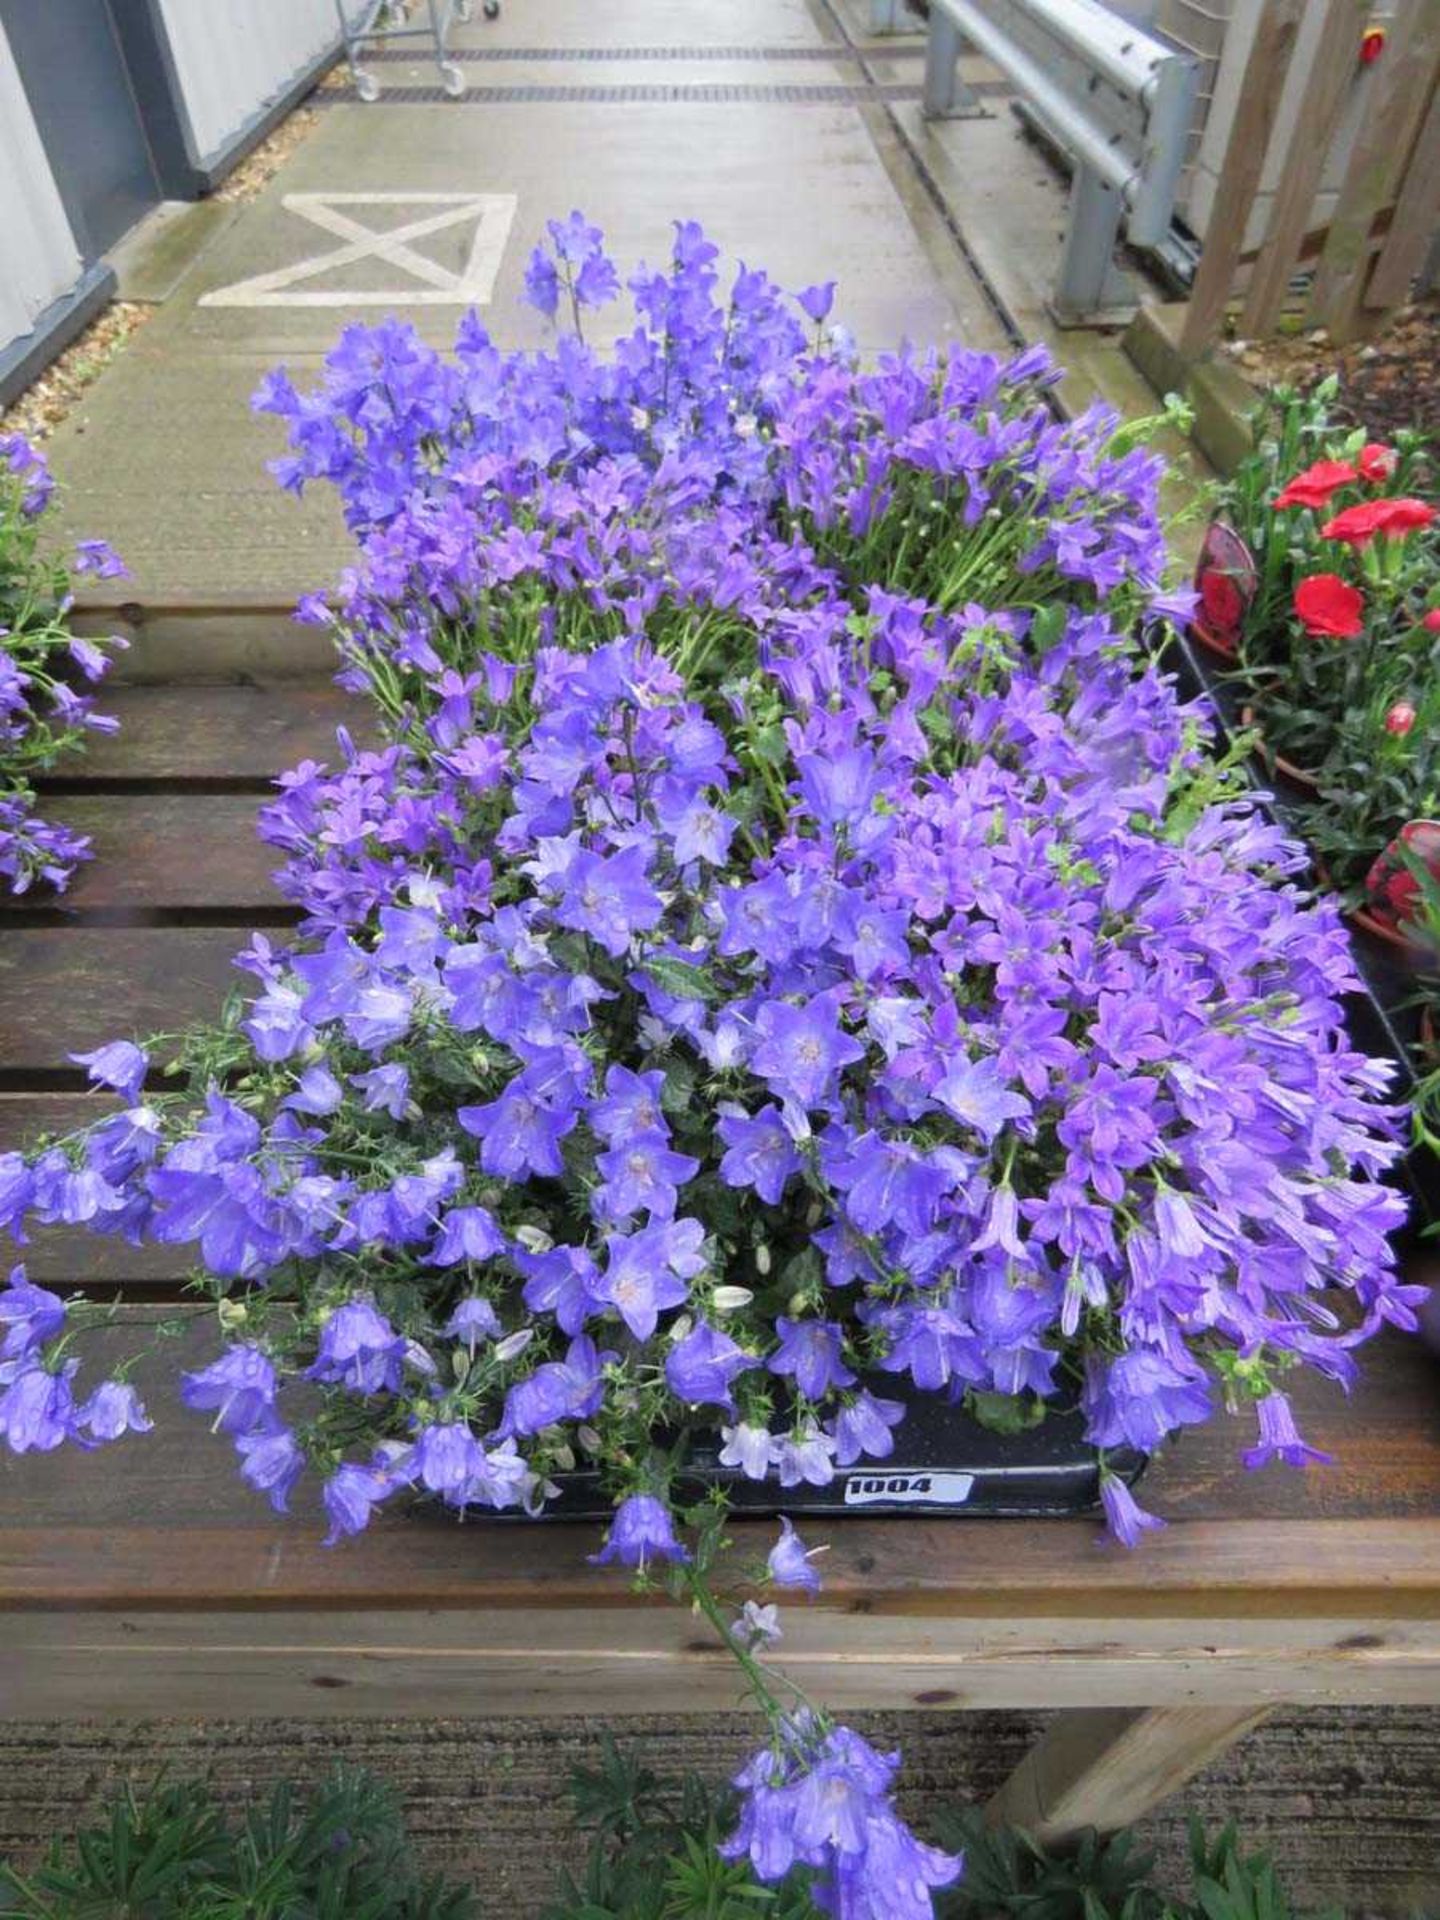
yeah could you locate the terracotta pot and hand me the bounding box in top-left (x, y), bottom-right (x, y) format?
top-left (1239, 705), bottom-right (1322, 797)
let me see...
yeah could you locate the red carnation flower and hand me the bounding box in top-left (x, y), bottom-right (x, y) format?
top-left (1274, 460), bottom-right (1359, 512)
top-left (1423, 608), bottom-right (1440, 634)
top-left (1385, 703), bottom-right (1416, 737)
top-left (1294, 572), bottom-right (1365, 639)
top-left (1358, 442), bottom-right (1397, 483)
top-left (1322, 496), bottom-right (1436, 545)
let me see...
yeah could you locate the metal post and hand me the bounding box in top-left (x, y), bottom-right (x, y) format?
top-left (922, 8), bottom-right (984, 118)
top-left (1048, 163), bottom-right (1138, 327)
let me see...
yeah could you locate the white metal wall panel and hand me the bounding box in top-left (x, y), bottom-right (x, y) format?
top-left (0, 17), bottom-right (83, 357)
top-left (155, 0), bottom-right (337, 170)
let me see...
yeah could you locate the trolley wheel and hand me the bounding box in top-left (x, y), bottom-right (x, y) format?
top-left (454, 0), bottom-right (473, 19)
top-left (483, 0), bottom-right (500, 18)
top-left (353, 68), bottom-right (381, 101)
top-left (440, 60), bottom-right (467, 95)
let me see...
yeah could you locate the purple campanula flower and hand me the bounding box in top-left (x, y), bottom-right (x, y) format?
top-left (283, 1063), bottom-right (344, 1116)
top-left (594, 1134), bottom-right (699, 1221)
top-left (1083, 1350), bottom-right (1212, 1454)
top-left (0, 1266), bottom-right (65, 1360)
top-left (72, 538), bottom-right (127, 580)
top-left (932, 1057), bottom-right (1030, 1143)
top-left (588, 1065), bottom-right (668, 1144)
top-left (797, 280), bottom-right (836, 325)
top-left (590, 1491), bottom-right (690, 1570)
top-left (77, 1380), bottom-right (153, 1443)
top-left (592, 1219), bottom-right (705, 1341)
top-left (322, 1460), bottom-right (393, 1543)
top-left (0, 1362), bottom-right (79, 1452)
top-left (180, 1345), bottom-right (278, 1436)
top-left (1100, 1472), bottom-right (1166, 1548)
top-left (1242, 1392), bottom-right (1333, 1472)
top-left (412, 1419), bottom-right (487, 1499)
top-left (751, 997), bottom-right (865, 1110)
top-left (443, 1295), bottom-right (503, 1348)
top-left (429, 1205), bottom-right (506, 1267)
top-left (717, 1105), bottom-right (802, 1206)
top-left (351, 1062), bottom-right (411, 1118)
top-left (306, 1301), bottom-right (407, 1395)
top-left (69, 1040), bottom-right (148, 1104)
top-left (459, 1069), bottom-right (579, 1181)
top-left (832, 1390), bottom-right (907, 1466)
top-left (775, 1422), bottom-right (838, 1488)
top-left (767, 1516), bottom-right (823, 1594)
top-left (523, 245), bottom-right (559, 317)
top-left (665, 1321), bottom-right (752, 1409)
top-left (768, 1318), bottom-right (856, 1400)
top-left (719, 1420), bottom-right (775, 1480)
top-left (552, 844), bottom-right (665, 958)
top-left (237, 1423), bottom-right (306, 1513)
top-left (496, 1333), bottom-right (612, 1437)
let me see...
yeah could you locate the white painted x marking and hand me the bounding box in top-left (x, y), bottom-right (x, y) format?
top-left (199, 192), bottom-right (518, 308)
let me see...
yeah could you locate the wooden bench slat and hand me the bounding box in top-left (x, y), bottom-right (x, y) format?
top-left (1, 797), bottom-right (284, 915)
top-left (0, 929), bottom-right (246, 1077)
top-left (47, 682), bottom-right (361, 786)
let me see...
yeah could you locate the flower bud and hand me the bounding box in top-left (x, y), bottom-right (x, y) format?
top-left (514, 1224), bottom-right (554, 1255)
top-left (217, 1299), bottom-right (249, 1331)
top-left (494, 1327), bottom-right (535, 1363)
top-left (1424, 608), bottom-right (1440, 634)
top-left (711, 1285), bottom-right (754, 1313)
top-left (1385, 702), bottom-right (1416, 737)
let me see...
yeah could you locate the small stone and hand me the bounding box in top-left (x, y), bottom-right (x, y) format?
top-left (1307, 328), bottom-right (1330, 345)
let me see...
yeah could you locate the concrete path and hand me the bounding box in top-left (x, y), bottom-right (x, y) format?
top-left (43, 0), bottom-right (1022, 602)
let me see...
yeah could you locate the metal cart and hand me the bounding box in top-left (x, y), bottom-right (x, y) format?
top-left (334, 0), bottom-right (499, 102)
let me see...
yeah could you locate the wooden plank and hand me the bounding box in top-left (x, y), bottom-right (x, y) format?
top-left (3, 1609), bottom-right (1440, 1720)
top-left (1239, 0), bottom-right (1366, 338)
top-left (46, 683), bottom-right (362, 787)
top-left (1366, 76), bottom-right (1440, 310)
top-left (985, 1706), bottom-right (1272, 1840)
top-left (1310, 0), bottom-right (1440, 340)
top-left (0, 929), bottom-right (246, 1077)
top-left (0, 797), bottom-right (284, 915)
top-left (1, 1315), bottom-right (1437, 1611)
top-left (1180, 0), bottom-right (1307, 360)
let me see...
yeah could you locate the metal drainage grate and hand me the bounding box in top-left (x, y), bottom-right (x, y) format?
top-left (320, 80), bottom-right (932, 103)
top-left (365, 42), bottom-right (928, 61)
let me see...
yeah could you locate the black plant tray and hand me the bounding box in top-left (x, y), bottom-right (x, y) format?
top-left (1165, 629), bottom-right (1440, 1232)
top-left (521, 1388), bottom-right (1141, 1522)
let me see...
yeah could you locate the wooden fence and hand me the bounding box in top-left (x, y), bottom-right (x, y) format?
top-left (1180, 0), bottom-right (1440, 358)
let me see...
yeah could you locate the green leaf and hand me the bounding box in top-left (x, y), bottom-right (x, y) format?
top-left (640, 956), bottom-right (723, 1005)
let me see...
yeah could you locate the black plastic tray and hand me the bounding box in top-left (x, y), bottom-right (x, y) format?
top-left (516, 1386), bottom-right (1142, 1522)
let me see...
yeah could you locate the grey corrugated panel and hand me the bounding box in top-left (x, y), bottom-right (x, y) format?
top-left (154, 0), bottom-right (339, 171)
top-left (0, 17), bottom-right (85, 361)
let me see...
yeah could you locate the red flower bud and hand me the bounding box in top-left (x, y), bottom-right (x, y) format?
top-left (1385, 703), bottom-right (1416, 737)
top-left (1425, 608), bottom-right (1440, 634)
top-left (1294, 572), bottom-right (1365, 639)
top-left (1359, 25), bottom-right (1386, 64)
top-left (1358, 442), bottom-right (1397, 483)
